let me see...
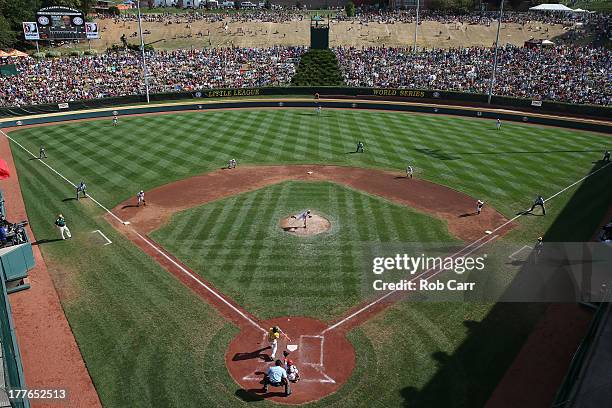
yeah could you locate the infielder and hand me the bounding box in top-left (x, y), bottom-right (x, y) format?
top-left (112, 115), bottom-right (118, 126)
top-left (76, 181), bottom-right (87, 200)
top-left (137, 190), bottom-right (146, 207)
top-left (228, 158), bottom-right (237, 169)
top-left (55, 214), bottom-right (72, 240)
top-left (291, 209), bottom-right (312, 228)
top-left (604, 150), bottom-right (610, 162)
top-left (39, 145), bottom-right (47, 159)
top-left (496, 119), bottom-right (501, 130)
top-left (528, 195), bottom-right (546, 215)
top-left (477, 199), bottom-right (484, 215)
top-left (267, 326), bottom-right (290, 361)
top-left (406, 165), bottom-right (413, 179)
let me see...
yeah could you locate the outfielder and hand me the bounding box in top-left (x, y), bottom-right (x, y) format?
top-left (496, 119), bottom-right (501, 130)
top-left (112, 115), bottom-right (118, 126)
top-left (604, 150), bottom-right (610, 162)
top-left (406, 165), bottom-right (413, 179)
top-left (528, 195), bottom-right (546, 215)
top-left (291, 209), bottom-right (312, 228)
top-left (356, 141), bottom-right (364, 153)
top-left (39, 145), bottom-right (47, 159)
top-left (137, 190), bottom-right (146, 207)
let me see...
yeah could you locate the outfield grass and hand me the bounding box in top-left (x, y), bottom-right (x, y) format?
top-left (8, 109), bottom-right (611, 407)
top-left (151, 181), bottom-right (457, 320)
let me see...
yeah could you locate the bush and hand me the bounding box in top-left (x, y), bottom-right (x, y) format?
top-left (345, 1), bottom-right (356, 17)
top-left (291, 49), bottom-right (344, 86)
top-left (69, 50), bottom-right (83, 56)
top-left (84, 49), bottom-right (98, 55)
top-left (32, 52), bottom-right (46, 59)
top-left (46, 50), bottom-right (61, 58)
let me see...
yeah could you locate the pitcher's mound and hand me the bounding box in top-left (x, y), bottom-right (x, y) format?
top-left (280, 213), bottom-right (331, 236)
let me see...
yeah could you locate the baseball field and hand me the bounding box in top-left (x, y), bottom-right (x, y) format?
top-left (3, 107), bottom-right (611, 407)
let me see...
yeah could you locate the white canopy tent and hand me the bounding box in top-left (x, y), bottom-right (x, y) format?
top-left (572, 8), bottom-right (590, 13)
top-left (529, 3), bottom-right (574, 11)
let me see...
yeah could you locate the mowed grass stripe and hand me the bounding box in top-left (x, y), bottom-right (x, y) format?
top-left (151, 181), bottom-right (457, 320)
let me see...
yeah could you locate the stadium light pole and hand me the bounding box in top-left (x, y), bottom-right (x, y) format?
top-left (487, 0), bottom-right (504, 104)
top-left (413, 0), bottom-right (420, 54)
top-left (136, 0), bottom-right (151, 103)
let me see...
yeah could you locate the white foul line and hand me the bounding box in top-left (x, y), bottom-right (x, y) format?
top-left (1, 129), bottom-right (266, 334)
top-left (91, 229), bottom-right (112, 246)
top-left (508, 245), bottom-right (531, 260)
top-left (323, 161), bottom-right (611, 334)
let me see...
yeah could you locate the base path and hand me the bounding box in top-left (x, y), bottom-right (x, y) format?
top-left (0, 137), bottom-right (102, 408)
top-left (114, 165), bottom-right (511, 242)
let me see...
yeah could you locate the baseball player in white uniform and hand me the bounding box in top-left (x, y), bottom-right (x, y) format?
top-left (477, 200), bottom-right (484, 214)
top-left (406, 165), bottom-right (413, 179)
top-left (496, 119), bottom-right (501, 130)
top-left (137, 190), bottom-right (146, 207)
top-left (112, 115), bottom-right (118, 126)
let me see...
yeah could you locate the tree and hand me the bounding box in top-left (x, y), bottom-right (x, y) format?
top-left (148, 0), bottom-right (154, 8)
top-left (264, 0), bottom-right (271, 9)
top-left (345, 1), bottom-right (355, 17)
top-left (0, 15), bottom-right (16, 49)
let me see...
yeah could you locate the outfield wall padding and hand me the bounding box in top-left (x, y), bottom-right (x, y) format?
top-left (1, 99), bottom-right (611, 134)
top-left (1, 87), bottom-right (611, 123)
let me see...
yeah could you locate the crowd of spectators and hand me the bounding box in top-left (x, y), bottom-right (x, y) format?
top-left (339, 10), bottom-right (598, 25)
top-left (1, 42), bottom-right (610, 107)
top-left (98, 10), bottom-right (307, 24)
top-left (97, 9), bottom-right (599, 26)
top-left (334, 45), bottom-right (611, 105)
top-left (0, 47), bottom-right (304, 107)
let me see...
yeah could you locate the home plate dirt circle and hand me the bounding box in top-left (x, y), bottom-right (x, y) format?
top-left (280, 213), bottom-right (331, 236)
top-left (226, 317), bottom-right (355, 404)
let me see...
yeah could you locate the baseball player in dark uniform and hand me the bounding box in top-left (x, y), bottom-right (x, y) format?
top-left (76, 181), bottom-right (87, 200)
top-left (356, 141), bottom-right (364, 153)
top-left (604, 150), bottom-right (610, 162)
top-left (39, 145), bottom-right (47, 159)
top-left (528, 195), bottom-right (546, 215)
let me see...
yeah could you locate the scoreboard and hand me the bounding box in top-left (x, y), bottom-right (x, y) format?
top-left (35, 6), bottom-right (87, 40)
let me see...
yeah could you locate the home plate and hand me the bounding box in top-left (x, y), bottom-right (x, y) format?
top-left (307, 171), bottom-right (313, 174)
top-left (287, 345), bottom-right (298, 352)
top-left (485, 230), bottom-right (492, 234)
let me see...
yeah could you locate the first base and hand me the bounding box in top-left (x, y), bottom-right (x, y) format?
top-left (123, 221), bottom-right (131, 225)
top-left (307, 171), bottom-right (313, 174)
